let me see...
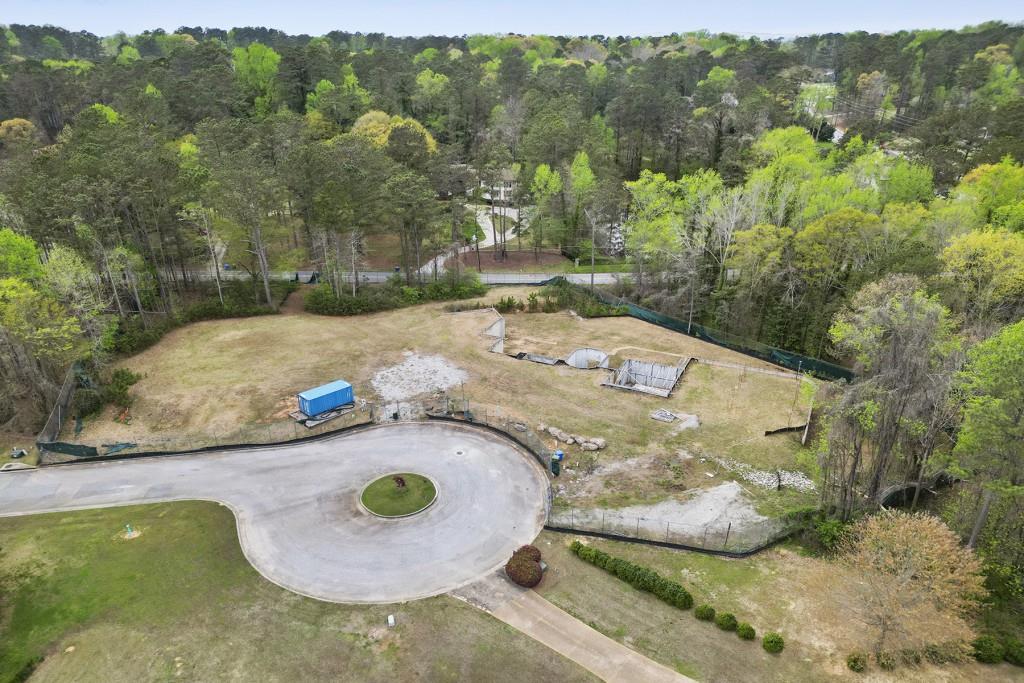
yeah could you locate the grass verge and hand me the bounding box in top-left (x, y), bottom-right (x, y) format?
top-left (0, 502), bottom-right (597, 683)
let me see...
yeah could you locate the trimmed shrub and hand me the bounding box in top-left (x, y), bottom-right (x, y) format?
top-left (694, 604), bottom-right (716, 621)
top-left (568, 541), bottom-right (693, 611)
top-left (898, 648), bottom-right (922, 666)
top-left (973, 635), bottom-right (1006, 664)
top-left (846, 652), bottom-right (867, 672)
top-left (762, 632), bottom-right (785, 654)
top-left (736, 623), bottom-right (756, 640)
top-left (715, 612), bottom-right (738, 631)
top-left (1004, 638), bottom-right (1024, 667)
top-left (505, 554), bottom-right (542, 588)
top-left (514, 545), bottom-right (542, 562)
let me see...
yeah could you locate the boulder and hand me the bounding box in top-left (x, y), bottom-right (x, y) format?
top-left (581, 442), bottom-right (599, 451)
top-left (590, 437), bottom-right (607, 449)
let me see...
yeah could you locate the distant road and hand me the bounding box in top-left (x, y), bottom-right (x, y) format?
top-left (195, 268), bottom-right (624, 286)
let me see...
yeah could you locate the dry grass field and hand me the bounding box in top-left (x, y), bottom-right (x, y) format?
top-left (72, 286), bottom-right (815, 514)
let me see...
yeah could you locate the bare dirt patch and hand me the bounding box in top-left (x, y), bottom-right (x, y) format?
top-left (452, 248), bottom-right (569, 272)
top-left (370, 352), bottom-right (468, 402)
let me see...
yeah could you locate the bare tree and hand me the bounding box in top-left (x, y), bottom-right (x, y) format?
top-left (839, 511), bottom-right (985, 656)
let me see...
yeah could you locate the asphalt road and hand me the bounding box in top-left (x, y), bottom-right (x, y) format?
top-left (193, 268), bottom-right (623, 285)
top-left (0, 422), bottom-right (549, 604)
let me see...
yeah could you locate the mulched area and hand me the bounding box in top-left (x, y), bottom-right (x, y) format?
top-left (452, 249), bottom-right (569, 271)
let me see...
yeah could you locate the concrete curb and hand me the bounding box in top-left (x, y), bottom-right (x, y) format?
top-left (357, 472), bottom-right (439, 519)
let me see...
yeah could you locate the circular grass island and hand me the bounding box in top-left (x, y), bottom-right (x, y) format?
top-left (360, 473), bottom-right (437, 518)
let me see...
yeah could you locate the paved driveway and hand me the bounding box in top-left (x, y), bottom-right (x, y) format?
top-left (0, 422), bottom-right (548, 603)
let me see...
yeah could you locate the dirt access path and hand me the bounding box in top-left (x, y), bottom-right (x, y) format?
top-left (455, 572), bottom-right (692, 683)
top-left (279, 286), bottom-right (307, 314)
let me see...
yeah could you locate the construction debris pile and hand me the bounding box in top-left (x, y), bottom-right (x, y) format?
top-left (602, 358), bottom-right (691, 398)
top-left (538, 424), bottom-right (607, 451)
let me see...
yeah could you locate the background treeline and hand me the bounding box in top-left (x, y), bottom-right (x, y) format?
top-left (0, 22), bottom-right (1022, 588)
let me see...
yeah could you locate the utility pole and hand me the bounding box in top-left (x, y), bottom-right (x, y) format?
top-left (788, 360), bottom-right (803, 429)
top-left (687, 262), bottom-right (697, 334)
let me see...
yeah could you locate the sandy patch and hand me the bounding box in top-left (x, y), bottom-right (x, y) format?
top-left (552, 481), bottom-right (771, 544)
top-left (371, 353), bottom-right (468, 402)
top-left (615, 482), bottom-right (768, 528)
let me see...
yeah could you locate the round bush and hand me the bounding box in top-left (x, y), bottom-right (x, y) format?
top-left (694, 604), bottom-right (716, 621)
top-left (762, 632), bottom-right (785, 654)
top-left (846, 652), bottom-right (867, 673)
top-left (973, 635), bottom-right (1005, 664)
top-left (875, 651), bottom-right (896, 671)
top-left (736, 623), bottom-right (756, 640)
top-left (514, 544), bottom-right (542, 562)
top-left (505, 555), bottom-right (542, 588)
top-left (714, 612), bottom-right (738, 631)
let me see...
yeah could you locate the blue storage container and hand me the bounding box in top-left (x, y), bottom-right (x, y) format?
top-left (298, 380), bottom-right (354, 416)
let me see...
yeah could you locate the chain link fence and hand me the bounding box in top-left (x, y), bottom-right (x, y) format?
top-left (34, 388), bottom-right (803, 556)
top-left (35, 365), bottom-right (79, 446)
top-left (550, 277), bottom-right (854, 382)
top-left (424, 397), bottom-right (554, 472)
top-left (38, 401), bottom-right (386, 465)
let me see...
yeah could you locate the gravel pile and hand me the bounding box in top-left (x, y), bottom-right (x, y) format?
top-left (702, 454), bottom-right (816, 492)
top-left (371, 353), bottom-right (468, 402)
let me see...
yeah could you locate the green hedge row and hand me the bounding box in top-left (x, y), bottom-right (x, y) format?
top-left (305, 274), bottom-right (487, 316)
top-left (110, 280), bottom-right (297, 356)
top-left (569, 541), bottom-right (786, 653)
top-left (569, 540), bottom-right (693, 609)
top-left (540, 280), bottom-right (628, 318)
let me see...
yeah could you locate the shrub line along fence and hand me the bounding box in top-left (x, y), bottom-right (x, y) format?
top-left (548, 277), bottom-right (855, 382)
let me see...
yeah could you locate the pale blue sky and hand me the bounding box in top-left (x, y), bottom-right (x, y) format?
top-left (3, 0), bottom-right (1021, 38)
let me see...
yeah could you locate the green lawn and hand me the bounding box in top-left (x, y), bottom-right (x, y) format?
top-left (361, 473), bottom-right (436, 516)
top-left (0, 502), bottom-right (596, 683)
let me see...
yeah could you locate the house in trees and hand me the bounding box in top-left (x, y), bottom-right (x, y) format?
top-left (480, 168), bottom-right (517, 204)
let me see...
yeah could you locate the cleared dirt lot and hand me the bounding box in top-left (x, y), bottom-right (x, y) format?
top-left (73, 287), bottom-right (814, 512)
